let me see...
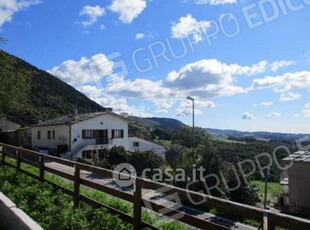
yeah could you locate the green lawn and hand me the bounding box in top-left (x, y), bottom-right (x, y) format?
top-left (251, 180), bottom-right (283, 206)
top-left (0, 155), bottom-right (192, 230)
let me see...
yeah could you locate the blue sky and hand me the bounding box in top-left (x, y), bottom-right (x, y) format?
top-left (1, 0), bottom-right (310, 133)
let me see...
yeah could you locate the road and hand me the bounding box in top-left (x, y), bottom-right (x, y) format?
top-left (45, 162), bottom-right (257, 230)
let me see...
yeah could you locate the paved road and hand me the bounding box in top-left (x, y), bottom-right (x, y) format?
top-left (46, 162), bottom-right (257, 230)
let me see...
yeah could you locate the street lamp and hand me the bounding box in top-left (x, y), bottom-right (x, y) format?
top-left (186, 96), bottom-right (195, 160)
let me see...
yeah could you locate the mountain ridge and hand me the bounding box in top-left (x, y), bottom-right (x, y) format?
top-left (0, 50), bottom-right (104, 125)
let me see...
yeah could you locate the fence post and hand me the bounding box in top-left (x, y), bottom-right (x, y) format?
top-left (39, 156), bottom-right (45, 182)
top-left (268, 218), bottom-right (276, 230)
top-left (16, 149), bottom-right (21, 171)
top-left (1, 146), bottom-right (5, 165)
top-left (74, 165), bottom-right (80, 208)
top-left (133, 178), bottom-right (142, 230)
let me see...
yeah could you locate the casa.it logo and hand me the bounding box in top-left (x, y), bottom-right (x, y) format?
top-left (113, 163), bottom-right (137, 187)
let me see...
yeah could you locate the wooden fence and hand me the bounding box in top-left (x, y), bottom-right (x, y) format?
top-left (1, 143), bottom-right (310, 230)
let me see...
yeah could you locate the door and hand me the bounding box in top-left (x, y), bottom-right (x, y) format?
top-left (97, 130), bottom-right (108, 144)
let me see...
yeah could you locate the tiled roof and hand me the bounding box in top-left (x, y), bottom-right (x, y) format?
top-left (32, 111), bottom-right (128, 127)
top-left (282, 150), bottom-right (310, 162)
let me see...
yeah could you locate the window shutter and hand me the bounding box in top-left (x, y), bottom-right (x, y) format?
top-left (82, 130), bottom-right (85, 139)
top-left (112, 130), bottom-right (115, 139)
top-left (121, 130), bottom-right (124, 138)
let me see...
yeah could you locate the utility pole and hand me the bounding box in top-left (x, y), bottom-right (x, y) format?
top-left (186, 96), bottom-right (195, 160)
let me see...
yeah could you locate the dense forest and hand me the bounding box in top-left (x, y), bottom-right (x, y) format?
top-left (0, 50), bottom-right (104, 125)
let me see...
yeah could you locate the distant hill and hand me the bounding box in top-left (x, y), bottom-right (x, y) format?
top-left (0, 50), bottom-right (104, 125)
top-left (128, 116), bottom-right (186, 130)
top-left (206, 128), bottom-right (308, 141)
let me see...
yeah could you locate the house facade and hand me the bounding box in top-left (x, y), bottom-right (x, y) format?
top-left (32, 112), bottom-right (129, 158)
top-left (280, 150), bottom-right (310, 215)
top-left (128, 137), bottom-right (165, 159)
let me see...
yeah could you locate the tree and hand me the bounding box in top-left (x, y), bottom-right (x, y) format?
top-left (0, 37), bottom-right (7, 49)
top-left (129, 150), bottom-right (165, 177)
top-left (107, 146), bottom-right (129, 167)
top-left (224, 166), bottom-right (259, 205)
top-left (172, 126), bottom-right (209, 148)
top-left (165, 144), bottom-right (186, 167)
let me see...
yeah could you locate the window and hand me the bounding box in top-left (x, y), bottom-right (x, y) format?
top-left (47, 130), bottom-right (55, 140)
top-left (82, 130), bottom-right (93, 139)
top-left (82, 150), bottom-right (92, 159)
top-left (37, 131), bottom-right (41, 140)
top-left (112, 129), bottom-right (124, 138)
top-left (133, 142), bottom-right (139, 147)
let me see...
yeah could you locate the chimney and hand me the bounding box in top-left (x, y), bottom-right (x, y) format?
top-left (74, 109), bottom-right (79, 120)
top-left (120, 112), bottom-right (128, 118)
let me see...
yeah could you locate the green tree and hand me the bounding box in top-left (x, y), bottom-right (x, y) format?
top-left (129, 150), bottom-right (165, 177)
top-left (172, 126), bottom-right (209, 148)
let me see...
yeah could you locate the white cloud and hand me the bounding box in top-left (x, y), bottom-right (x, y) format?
top-left (176, 99), bottom-right (215, 116)
top-left (268, 112), bottom-right (282, 117)
top-left (279, 92), bottom-right (302, 102)
top-left (78, 85), bottom-right (152, 117)
top-left (270, 60), bottom-right (294, 72)
top-left (249, 71), bottom-right (310, 92)
top-left (171, 14), bottom-right (211, 43)
top-left (165, 59), bottom-right (270, 98)
top-left (48, 53), bottom-right (113, 85)
top-left (106, 75), bottom-right (171, 100)
top-left (155, 109), bottom-right (168, 114)
top-left (260, 101), bottom-right (273, 106)
top-left (0, 0), bottom-right (41, 28)
top-left (100, 24), bottom-right (106, 30)
top-left (80, 5), bottom-right (105, 27)
top-left (302, 103), bottom-right (310, 117)
top-left (241, 112), bottom-right (255, 120)
top-left (135, 32), bottom-right (145, 40)
top-left (194, 0), bottom-right (237, 5)
top-left (253, 101), bottom-right (273, 106)
top-left (302, 109), bottom-right (310, 117)
top-left (109, 0), bottom-right (146, 24)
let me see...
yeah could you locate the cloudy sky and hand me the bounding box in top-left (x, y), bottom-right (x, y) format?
top-left (1, 0), bottom-right (310, 133)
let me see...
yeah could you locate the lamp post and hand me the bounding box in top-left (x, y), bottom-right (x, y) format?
top-left (186, 96), bottom-right (195, 160)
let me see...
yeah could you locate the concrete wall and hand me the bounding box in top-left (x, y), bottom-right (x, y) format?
top-left (71, 114), bottom-right (129, 151)
top-left (0, 192), bottom-right (43, 230)
top-left (128, 137), bottom-right (165, 159)
top-left (288, 162), bottom-right (310, 214)
top-left (0, 119), bottom-right (20, 132)
top-left (32, 125), bottom-right (70, 149)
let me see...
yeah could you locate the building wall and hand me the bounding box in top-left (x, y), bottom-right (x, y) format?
top-left (31, 125), bottom-right (70, 149)
top-left (0, 119), bottom-right (20, 132)
top-left (70, 113), bottom-right (129, 151)
top-left (128, 137), bottom-right (165, 159)
top-left (288, 162), bottom-right (310, 214)
top-left (17, 128), bottom-right (32, 148)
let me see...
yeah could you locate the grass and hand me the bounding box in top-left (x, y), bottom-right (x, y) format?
top-left (251, 180), bottom-right (283, 207)
top-left (0, 154), bottom-right (192, 230)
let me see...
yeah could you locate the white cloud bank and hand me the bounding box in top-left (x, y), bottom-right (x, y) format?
top-left (49, 53), bottom-right (298, 117)
top-left (109, 0), bottom-right (146, 24)
top-left (194, 0), bottom-right (237, 5)
top-left (48, 54), bottom-right (113, 85)
top-left (80, 5), bottom-right (105, 27)
top-left (0, 0), bottom-right (41, 28)
top-left (268, 112), bottom-right (282, 117)
top-left (171, 14), bottom-right (212, 43)
top-left (135, 32), bottom-right (145, 40)
top-left (241, 112), bottom-right (255, 120)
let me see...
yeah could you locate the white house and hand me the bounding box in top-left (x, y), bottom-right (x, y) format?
top-left (32, 111), bottom-right (129, 159)
top-left (128, 137), bottom-right (165, 159)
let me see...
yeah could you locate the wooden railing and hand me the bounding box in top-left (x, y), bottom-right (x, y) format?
top-left (1, 143), bottom-right (310, 230)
